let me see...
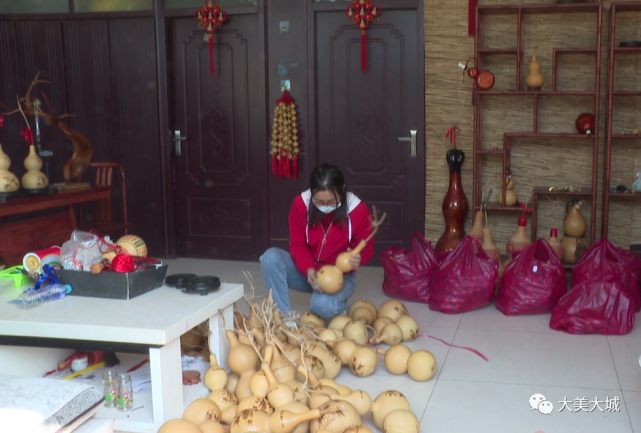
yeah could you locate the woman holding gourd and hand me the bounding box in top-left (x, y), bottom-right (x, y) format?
top-left (260, 164), bottom-right (375, 319)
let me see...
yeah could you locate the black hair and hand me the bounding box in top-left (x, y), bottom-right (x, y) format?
top-left (308, 163), bottom-right (349, 227)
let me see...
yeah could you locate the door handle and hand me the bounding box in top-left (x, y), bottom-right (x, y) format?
top-left (398, 130), bottom-right (417, 157)
top-left (172, 130), bottom-right (187, 156)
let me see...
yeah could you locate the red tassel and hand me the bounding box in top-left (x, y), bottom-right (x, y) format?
top-left (469, 0), bottom-right (477, 36)
top-left (208, 34), bottom-right (214, 77)
top-left (272, 154), bottom-right (277, 175)
top-left (361, 31), bottom-right (367, 71)
top-left (293, 154), bottom-right (298, 180)
top-left (286, 151), bottom-right (291, 178)
top-left (278, 149), bottom-right (284, 178)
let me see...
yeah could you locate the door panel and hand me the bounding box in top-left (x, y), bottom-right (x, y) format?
top-left (315, 7), bottom-right (424, 264)
top-left (169, 16), bottom-right (268, 260)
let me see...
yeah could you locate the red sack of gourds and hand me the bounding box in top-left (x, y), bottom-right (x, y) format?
top-left (429, 236), bottom-right (499, 314)
top-left (550, 271), bottom-right (635, 335)
top-left (381, 232), bottom-right (437, 303)
top-left (495, 239), bottom-right (566, 316)
top-left (572, 238), bottom-right (641, 312)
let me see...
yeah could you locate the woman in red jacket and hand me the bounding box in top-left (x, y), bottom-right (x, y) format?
top-left (260, 164), bottom-right (374, 319)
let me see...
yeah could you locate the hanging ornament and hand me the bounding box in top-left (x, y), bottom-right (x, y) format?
top-left (194, 0), bottom-right (227, 78)
top-left (345, 0), bottom-right (381, 72)
top-left (270, 90), bottom-right (299, 180)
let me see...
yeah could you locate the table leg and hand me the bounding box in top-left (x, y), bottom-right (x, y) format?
top-left (149, 338), bottom-right (183, 424)
top-left (208, 305), bottom-right (233, 370)
top-left (67, 204), bottom-right (78, 230)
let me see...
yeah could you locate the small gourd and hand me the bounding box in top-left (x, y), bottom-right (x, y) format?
top-left (328, 315), bottom-right (352, 330)
top-left (307, 343), bottom-right (342, 380)
top-left (207, 389), bottom-right (237, 412)
top-left (237, 396), bottom-right (275, 415)
top-left (350, 307), bottom-right (376, 326)
top-left (370, 391), bottom-right (411, 430)
top-left (183, 398), bottom-right (222, 425)
top-left (525, 52), bottom-right (545, 90)
top-left (395, 316), bottom-right (419, 342)
top-left (316, 266), bottom-right (344, 294)
top-left (407, 350), bottom-right (437, 382)
top-left (347, 300), bottom-right (377, 319)
top-left (379, 344), bottom-right (412, 375)
top-left (331, 390), bottom-right (373, 415)
top-left (369, 323), bottom-right (403, 346)
top-left (226, 330), bottom-right (260, 401)
top-left (343, 320), bottom-right (369, 345)
top-left (317, 401), bottom-right (362, 433)
top-left (349, 346), bottom-right (378, 377)
top-left (301, 311), bottom-right (326, 327)
top-left (382, 409), bottom-right (420, 433)
top-left (377, 300), bottom-right (409, 322)
top-left (204, 354), bottom-right (229, 391)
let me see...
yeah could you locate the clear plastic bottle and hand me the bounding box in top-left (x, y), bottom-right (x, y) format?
top-left (116, 373), bottom-right (133, 412)
top-left (16, 284), bottom-right (72, 309)
top-left (102, 370), bottom-right (117, 408)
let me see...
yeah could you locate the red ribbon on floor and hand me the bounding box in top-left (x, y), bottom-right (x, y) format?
top-left (418, 334), bottom-right (489, 362)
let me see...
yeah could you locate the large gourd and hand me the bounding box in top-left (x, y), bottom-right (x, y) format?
top-left (183, 398), bottom-right (221, 425)
top-left (382, 409), bottom-right (420, 433)
top-left (407, 350), bottom-right (437, 382)
top-left (316, 266), bottom-right (344, 295)
top-left (371, 391), bottom-right (411, 430)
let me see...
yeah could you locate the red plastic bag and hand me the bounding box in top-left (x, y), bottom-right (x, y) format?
top-left (429, 236), bottom-right (499, 314)
top-left (381, 232), bottom-right (437, 303)
top-left (496, 239), bottom-right (566, 315)
top-left (572, 239), bottom-right (641, 312)
top-left (550, 272), bottom-right (635, 335)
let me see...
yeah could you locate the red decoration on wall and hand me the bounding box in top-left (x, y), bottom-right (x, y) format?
top-left (345, 0), bottom-right (381, 71)
top-left (270, 91), bottom-right (300, 180)
top-left (195, 0), bottom-right (227, 78)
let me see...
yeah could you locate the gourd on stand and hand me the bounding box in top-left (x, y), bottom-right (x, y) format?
top-left (525, 52), bottom-right (545, 91)
top-left (498, 170), bottom-right (517, 206)
top-left (561, 199), bottom-right (588, 264)
top-left (547, 228), bottom-right (564, 261)
top-left (435, 147), bottom-right (468, 253)
top-left (505, 202), bottom-right (532, 268)
top-left (0, 116), bottom-right (19, 196)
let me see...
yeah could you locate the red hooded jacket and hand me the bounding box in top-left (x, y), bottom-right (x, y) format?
top-left (289, 190), bottom-right (374, 275)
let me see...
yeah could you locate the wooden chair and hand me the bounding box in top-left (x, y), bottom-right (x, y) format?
top-left (77, 162), bottom-right (129, 236)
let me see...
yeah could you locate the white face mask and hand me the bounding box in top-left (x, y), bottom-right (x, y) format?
top-left (315, 202), bottom-right (341, 214)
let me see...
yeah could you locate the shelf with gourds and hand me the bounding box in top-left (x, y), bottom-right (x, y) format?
top-left (601, 1), bottom-right (641, 241)
top-left (472, 2), bottom-right (602, 269)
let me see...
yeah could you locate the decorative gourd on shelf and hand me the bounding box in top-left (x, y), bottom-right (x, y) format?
top-left (21, 129), bottom-right (48, 192)
top-left (525, 52), bottom-right (545, 91)
top-left (498, 170), bottom-right (517, 206)
top-left (576, 113), bottom-right (595, 135)
top-left (547, 228), bottom-right (564, 261)
top-left (0, 116), bottom-right (19, 194)
top-left (561, 199), bottom-right (588, 264)
top-left (435, 126), bottom-right (468, 253)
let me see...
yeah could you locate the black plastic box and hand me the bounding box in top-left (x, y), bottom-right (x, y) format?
top-left (58, 265), bottom-right (168, 300)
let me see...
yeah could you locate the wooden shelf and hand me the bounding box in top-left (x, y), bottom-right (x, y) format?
top-left (479, 3), bottom-right (602, 15)
top-left (474, 2), bottom-right (602, 253)
top-left (603, 2), bottom-right (641, 239)
top-left (611, 134), bottom-right (641, 139)
top-left (474, 203), bottom-right (525, 211)
top-left (607, 191), bottom-right (641, 199)
top-left (477, 48), bottom-right (518, 55)
top-left (476, 149), bottom-right (504, 155)
top-left (479, 90), bottom-right (597, 96)
top-left (532, 187), bottom-right (594, 196)
top-left (614, 46), bottom-right (641, 53)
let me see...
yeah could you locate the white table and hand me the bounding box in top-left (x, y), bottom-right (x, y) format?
top-left (0, 283), bottom-right (244, 432)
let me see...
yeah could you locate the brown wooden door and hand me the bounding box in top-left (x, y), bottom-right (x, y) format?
top-left (312, 2), bottom-right (425, 265)
top-left (168, 14), bottom-right (268, 260)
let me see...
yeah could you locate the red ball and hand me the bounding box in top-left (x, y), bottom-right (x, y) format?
top-left (112, 254), bottom-right (135, 273)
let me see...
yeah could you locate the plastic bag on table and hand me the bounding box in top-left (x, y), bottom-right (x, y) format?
top-left (550, 272), bottom-right (635, 335)
top-left (381, 232), bottom-right (437, 303)
top-left (572, 238), bottom-right (641, 312)
top-left (496, 239), bottom-right (567, 316)
top-left (429, 236), bottom-right (499, 314)
top-left (60, 231), bottom-right (104, 272)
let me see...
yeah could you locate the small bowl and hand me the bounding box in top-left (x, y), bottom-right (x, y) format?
top-left (165, 273), bottom-right (197, 287)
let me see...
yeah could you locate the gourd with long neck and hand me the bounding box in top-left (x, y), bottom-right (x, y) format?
top-left (467, 211), bottom-right (484, 241)
top-left (435, 147), bottom-right (468, 253)
top-left (482, 226), bottom-right (500, 262)
top-left (564, 200), bottom-right (587, 237)
top-left (204, 354), bottom-right (228, 391)
top-left (249, 344), bottom-right (274, 398)
top-left (262, 360), bottom-right (295, 409)
top-left (270, 342), bottom-right (297, 383)
top-left (547, 228), bottom-right (563, 261)
top-left (506, 211), bottom-right (531, 259)
top-left (297, 366), bottom-right (338, 410)
top-left (306, 344), bottom-right (341, 380)
top-left (226, 330), bottom-right (260, 401)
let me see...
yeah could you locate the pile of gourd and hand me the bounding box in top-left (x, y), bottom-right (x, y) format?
top-left (160, 294), bottom-right (435, 433)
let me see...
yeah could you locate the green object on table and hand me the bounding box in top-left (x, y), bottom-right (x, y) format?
top-left (0, 266), bottom-right (34, 288)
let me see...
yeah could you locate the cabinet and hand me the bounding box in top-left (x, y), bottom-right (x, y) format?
top-left (473, 3), bottom-right (602, 260)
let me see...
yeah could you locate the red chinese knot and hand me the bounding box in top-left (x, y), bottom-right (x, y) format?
top-left (345, 0), bottom-right (381, 71)
top-left (195, 0), bottom-right (227, 78)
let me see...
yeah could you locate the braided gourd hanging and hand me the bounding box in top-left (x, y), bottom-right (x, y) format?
top-left (270, 90), bottom-right (299, 179)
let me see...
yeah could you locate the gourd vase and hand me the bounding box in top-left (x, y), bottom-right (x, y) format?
top-left (435, 148), bottom-right (468, 253)
top-left (0, 143), bottom-right (19, 193)
top-left (21, 145), bottom-right (48, 191)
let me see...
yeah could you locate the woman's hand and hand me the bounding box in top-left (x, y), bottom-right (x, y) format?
top-left (307, 268), bottom-right (322, 293)
top-left (348, 248), bottom-right (361, 271)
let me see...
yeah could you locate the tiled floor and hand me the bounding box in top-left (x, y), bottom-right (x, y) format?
top-left (163, 258), bottom-right (641, 433)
